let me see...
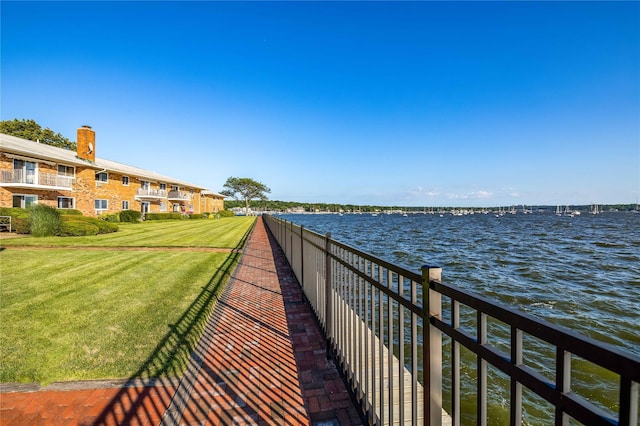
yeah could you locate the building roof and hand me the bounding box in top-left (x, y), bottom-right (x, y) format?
top-left (0, 132), bottom-right (224, 196)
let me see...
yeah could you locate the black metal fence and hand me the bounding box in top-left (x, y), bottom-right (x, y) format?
top-left (263, 214), bottom-right (639, 426)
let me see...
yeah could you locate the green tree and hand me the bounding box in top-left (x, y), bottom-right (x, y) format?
top-left (220, 177), bottom-right (271, 215)
top-left (0, 118), bottom-right (76, 150)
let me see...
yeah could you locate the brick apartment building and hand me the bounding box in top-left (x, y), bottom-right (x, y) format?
top-left (0, 126), bottom-right (224, 217)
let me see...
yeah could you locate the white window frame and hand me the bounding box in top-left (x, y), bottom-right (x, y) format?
top-left (95, 199), bottom-right (108, 213)
top-left (160, 202), bottom-right (168, 212)
top-left (122, 200), bottom-right (130, 210)
top-left (140, 180), bottom-right (150, 190)
top-left (57, 197), bottom-right (75, 209)
top-left (173, 203), bottom-right (180, 212)
top-left (57, 164), bottom-right (75, 178)
top-left (12, 194), bottom-right (38, 208)
top-left (13, 159), bottom-right (37, 184)
top-left (122, 176), bottom-right (129, 186)
top-left (96, 172), bottom-right (108, 183)
top-left (171, 185), bottom-right (179, 191)
top-left (159, 183), bottom-right (167, 191)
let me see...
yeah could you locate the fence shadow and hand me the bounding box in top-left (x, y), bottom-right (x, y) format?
top-left (89, 221), bottom-right (255, 426)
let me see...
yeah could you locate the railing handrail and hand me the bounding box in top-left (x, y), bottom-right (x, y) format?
top-left (0, 168), bottom-right (74, 188)
top-left (430, 279), bottom-right (640, 379)
top-left (167, 190), bottom-right (193, 200)
top-left (135, 188), bottom-right (167, 197)
top-left (263, 214), bottom-right (640, 426)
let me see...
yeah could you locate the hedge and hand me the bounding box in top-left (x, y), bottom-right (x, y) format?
top-left (59, 216), bottom-right (118, 236)
top-left (217, 210), bottom-right (236, 218)
top-left (58, 219), bottom-right (99, 236)
top-left (144, 212), bottom-right (183, 221)
top-left (0, 208), bottom-right (30, 234)
top-left (99, 212), bottom-right (120, 223)
top-left (0, 207), bottom-right (30, 220)
top-left (58, 209), bottom-right (84, 216)
top-left (119, 210), bottom-right (142, 223)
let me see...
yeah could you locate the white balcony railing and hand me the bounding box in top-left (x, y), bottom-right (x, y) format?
top-left (135, 188), bottom-right (168, 199)
top-left (0, 169), bottom-right (74, 189)
top-left (167, 190), bottom-right (193, 201)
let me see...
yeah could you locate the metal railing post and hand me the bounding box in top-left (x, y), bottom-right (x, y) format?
top-left (422, 265), bottom-right (443, 426)
top-left (300, 225), bottom-right (304, 289)
top-left (325, 232), bottom-right (333, 359)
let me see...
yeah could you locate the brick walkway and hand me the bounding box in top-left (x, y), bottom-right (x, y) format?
top-left (0, 218), bottom-right (364, 425)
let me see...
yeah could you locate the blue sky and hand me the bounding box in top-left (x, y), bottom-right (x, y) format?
top-left (2, 1), bottom-right (638, 207)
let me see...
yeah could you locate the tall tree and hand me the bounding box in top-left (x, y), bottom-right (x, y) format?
top-left (0, 118), bottom-right (76, 150)
top-left (220, 177), bottom-right (271, 215)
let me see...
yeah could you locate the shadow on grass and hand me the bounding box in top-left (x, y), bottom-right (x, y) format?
top-left (90, 220), bottom-right (256, 426)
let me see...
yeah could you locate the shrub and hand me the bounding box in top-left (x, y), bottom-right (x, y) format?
top-left (217, 210), bottom-right (236, 218)
top-left (12, 218), bottom-right (30, 234)
top-left (58, 209), bottom-right (84, 216)
top-left (30, 204), bottom-right (61, 237)
top-left (0, 207), bottom-right (30, 233)
top-left (144, 212), bottom-right (182, 221)
top-left (58, 216), bottom-right (118, 236)
top-left (90, 217), bottom-right (118, 233)
top-left (119, 210), bottom-right (142, 223)
top-left (0, 207), bottom-right (30, 220)
top-left (99, 213), bottom-right (120, 223)
top-left (58, 218), bottom-right (99, 236)
top-left (90, 217), bottom-right (119, 234)
top-left (188, 214), bottom-right (205, 219)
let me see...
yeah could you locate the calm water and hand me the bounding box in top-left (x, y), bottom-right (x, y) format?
top-left (279, 211), bottom-right (640, 424)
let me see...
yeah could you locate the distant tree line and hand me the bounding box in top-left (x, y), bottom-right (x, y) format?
top-left (224, 200), bottom-right (640, 213)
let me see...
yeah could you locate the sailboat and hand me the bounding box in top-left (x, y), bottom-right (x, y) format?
top-left (563, 206), bottom-right (574, 217)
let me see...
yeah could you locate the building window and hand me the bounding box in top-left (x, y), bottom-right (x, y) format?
top-left (95, 199), bottom-right (108, 212)
top-left (57, 197), bottom-right (75, 209)
top-left (189, 189), bottom-right (194, 194)
top-left (122, 176), bottom-right (129, 186)
top-left (96, 172), bottom-right (108, 182)
top-left (12, 195), bottom-right (37, 208)
top-left (122, 200), bottom-right (130, 210)
top-left (140, 180), bottom-right (150, 190)
top-left (58, 165), bottom-right (75, 177)
top-left (160, 202), bottom-right (168, 212)
top-left (173, 203), bottom-right (180, 212)
top-left (171, 185), bottom-right (179, 191)
top-left (13, 159), bottom-right (36, 184)
top-left (159, 183), bottom-right (167, 191)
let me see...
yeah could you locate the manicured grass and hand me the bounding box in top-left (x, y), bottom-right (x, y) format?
top-left (0, 216), bottom-right (255, 248)
top-left (0, 217), bottom-right (255, 385)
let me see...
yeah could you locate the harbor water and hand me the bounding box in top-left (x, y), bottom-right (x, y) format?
top-left (279, 211), bottom-right (640, 424)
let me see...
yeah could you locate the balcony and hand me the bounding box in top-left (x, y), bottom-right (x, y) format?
top-left (0, 169), bottom-right (74, 190)
top-left (135, 188), bottom-right (167, 201)
top-left (167, 190), bottom-right (193, 201)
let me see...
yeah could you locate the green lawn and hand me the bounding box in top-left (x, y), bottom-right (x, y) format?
top-left (0, 216), bottom-right (255, 248)
top-left (0, 217), bottom-right (255, 385)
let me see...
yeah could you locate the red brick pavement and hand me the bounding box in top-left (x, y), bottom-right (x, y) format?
top-left (163, 217), bottom-right (363, 425)
top-left (0, 218), bottom-right (363, 425)
top-left (0, 380), bottom-right (176, 425)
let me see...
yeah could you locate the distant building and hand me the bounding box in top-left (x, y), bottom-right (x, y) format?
top-left (0, 126), bottom-right (224, 217)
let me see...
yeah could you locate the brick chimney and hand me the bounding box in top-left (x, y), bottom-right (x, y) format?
top-left (77, 125), bottom-right (96, 162)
